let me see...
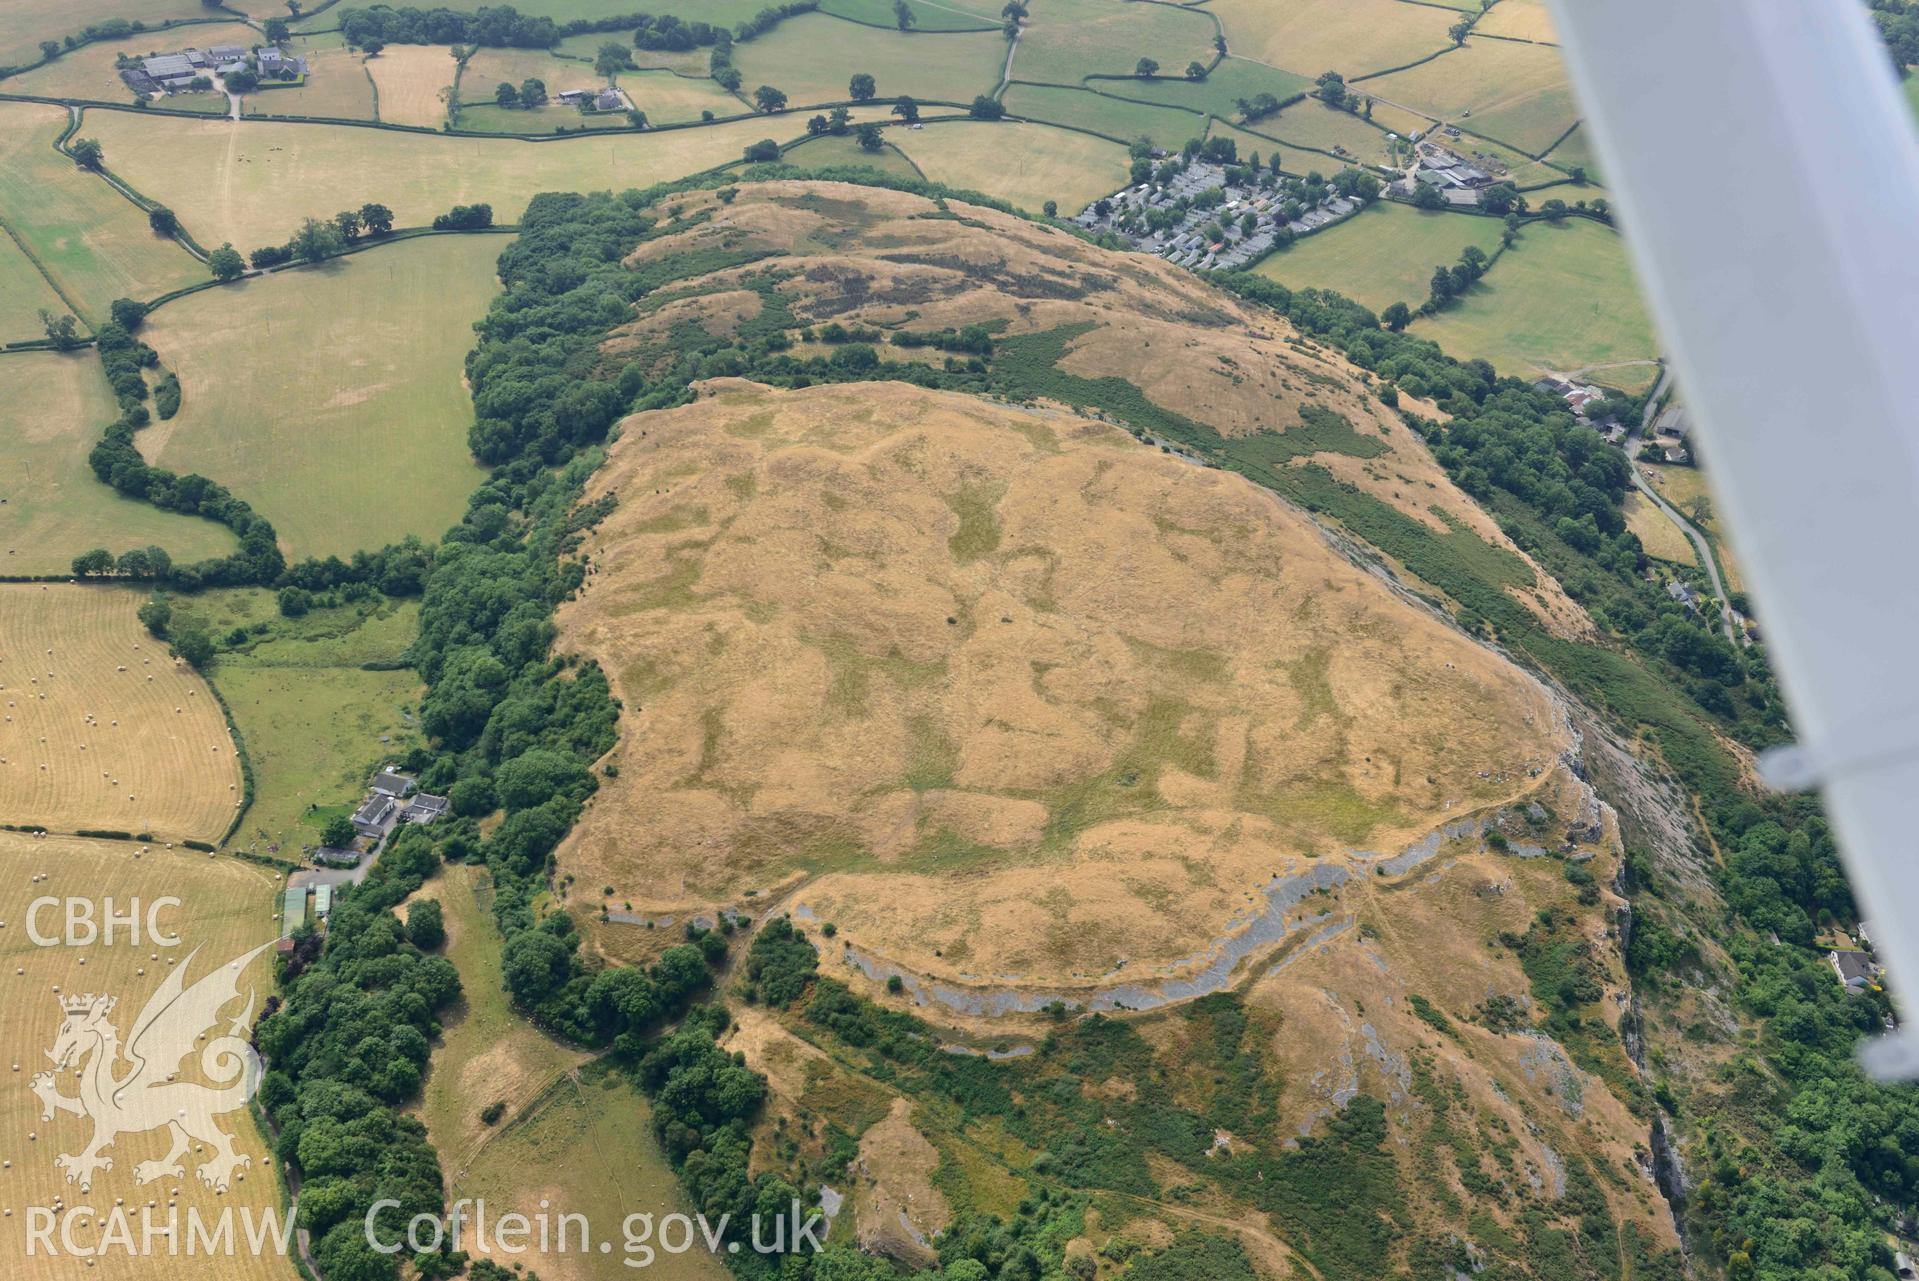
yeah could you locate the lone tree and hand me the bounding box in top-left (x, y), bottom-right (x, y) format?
top-left (39, 310), bottom-right (81, 349)
top-left (1185, 60), bottom-right (1206, 79)
top-left (753, 83), bottom-right (787, 112)
top-left (743, 137), bottom-right (780, 163)
top-left (594, 41), bottom-right (631, 77)
top-left (170, 628), bottom-right (215, 670)
top-left (968, 94), bottom-right (1004, 119)
top-left (1448, 18), bottom-right (1471, 43)
top-left (264, 16), bottom-right (290, 41)
top-left (495, 80), bottom-right (517, 107)
top-left (849, 72), bottom-right (876, 101)
top-left (69, 137), bottom-right (103, 169)
top-left (1135, 57), bottom-right (1159, 77)
top-left (110, 297), bottom-right (147, 330)
top-left (855, 122), bottom-right (884, 151)
top-left (1314, 70), bottom-right (1349, 111)
top-left (894, 0), bottom-right (916, 29)
top-left (1382, 301), bottom-right (1412, 332)
top-left (319, 814), bottom-right (357, 849)
top-left (519, 77), bottom-right (546, 107)
top-left (828, 104), bottom-right (852, 134)
top-left (147, 205), bottom-right (178, 236)
top-left (208, 243), bottom-right (245, 280)
top-left (892, 95), bottom-right (919, 123)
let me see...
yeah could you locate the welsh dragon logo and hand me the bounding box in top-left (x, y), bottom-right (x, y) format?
top-left (30, 940), bottom-right (274, 1193)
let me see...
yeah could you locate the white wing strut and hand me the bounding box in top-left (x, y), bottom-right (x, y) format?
top-left (1544, 0), bottom-right (1919, 1075)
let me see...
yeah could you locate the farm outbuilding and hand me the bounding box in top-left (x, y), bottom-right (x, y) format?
top-left (282, 885), bottom-right (308, 933)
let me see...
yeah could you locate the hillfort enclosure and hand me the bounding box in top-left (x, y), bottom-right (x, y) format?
top-left (0, 0), bottom-right (1905, 1277)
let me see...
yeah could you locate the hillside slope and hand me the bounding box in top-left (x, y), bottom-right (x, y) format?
top-left (532, 179), bottom-right (1681, 1278)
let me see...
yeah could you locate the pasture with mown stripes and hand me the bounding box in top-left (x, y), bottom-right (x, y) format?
top-left (0, 586), bottom-right (240, 844)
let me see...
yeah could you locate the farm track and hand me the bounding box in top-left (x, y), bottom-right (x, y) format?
top-left (0, 584), bottom-right (241, 841)
top-left (1622, 368), bottom-right (1744, 645)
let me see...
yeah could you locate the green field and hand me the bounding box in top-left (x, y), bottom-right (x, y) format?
top-left (1544, 121), bottom-right (1602, 182)
top-left (80, 110), bottom-right (830, 249)
top-left (1359, 38), bottom-right (1577, 154)
top-left (0, 101), bottom-right (208, 325)
top-left (822, 0), bottom-right (1003, 30)
top-left (1253, 200), bottom-right (1507, 315)
top-left (1085, 56), bottom-right (1312, 122)
top-left (0, 0), bottom-right (211, 70)
top-left (782, 131), bottom-right (926, 179)
top-left (176, 591), bottom-right (425, 855)
top-left (456, 1063), bottom-right (728, 1281)
top-left (1012, 0), bottom-right (1218, 86)
top-left (137, 234), bottom-right (494, 558)
top-left (732, 15), bottom-right (1006, 106)
top-left (0, 232), bottom-right (65, 344)
top-left (1002, 81), bottom-right (1207, 146)
top-left (1411, 216), bottom-right (1660, 379)
top-left (0, 349), bottom-right (238, 573)
top-left (892, 119), bottom-right (1131, 212)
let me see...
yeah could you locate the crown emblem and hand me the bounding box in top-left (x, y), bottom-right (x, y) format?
top-left (59, 993), bottom-right (112, 1015)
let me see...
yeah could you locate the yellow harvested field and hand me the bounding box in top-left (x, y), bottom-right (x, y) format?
top-left (557, 377), bottom-right (1566, 994)
top-left (1209, 0), bottom-right (1458, 78)
top-left (0, 0), bottom-right (207, 70)
top-left (79, 112), bottom-right (811, 248)
top-left (244, 32), bottom-right (375, 121)
top-left (1476, 0), bottom-right (1559, 44)
top-left (0, 22), bottom-right (257, 102)
top-left (1361, 38), bottom-right (1577, 154)
top-left (0, 831), bottom-right (295, 1281)
top-left (1624, 492), bottom-right (1695, 565)
top-left (366, 43), bottom-right (455, 126)
top-left (0, 351), bottom-right (237, 575)
top-left (0, 586), bottom-right (241, 841)
top-left (890, 121), bottom-right (1130, 213)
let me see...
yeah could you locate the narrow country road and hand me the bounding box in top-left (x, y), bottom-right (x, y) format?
top-left (1623, 367), bottom-right (1744, 645)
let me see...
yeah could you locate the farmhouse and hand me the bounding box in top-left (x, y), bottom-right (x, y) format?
top-left (351, 792), bottom-right (397, 839)
top-left (1829, 948), bottom-right (1879, 991)
top-left (403, 792), bottom-right (449, 824)
top-left (370, 766), bottom-right (416, 798)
